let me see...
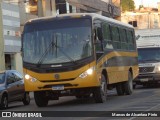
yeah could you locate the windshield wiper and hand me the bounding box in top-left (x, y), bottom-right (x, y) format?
top-left (37, 35), bottom-right (76, 67)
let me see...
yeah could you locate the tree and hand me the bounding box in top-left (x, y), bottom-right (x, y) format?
top-left (121, 0), bottom-right (135, 12)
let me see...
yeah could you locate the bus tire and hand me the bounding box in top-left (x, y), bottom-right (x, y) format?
top-left (34, 91), bottom-right (48, 107)
top-left (123, 71), bottom-right (133, 95)
top-left (93, 74), bottom-right (107, 103)
top-left (116, 83), bottom-right (125, 96)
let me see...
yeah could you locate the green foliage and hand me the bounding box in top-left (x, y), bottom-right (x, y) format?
top-left (121, 0), bottom-right (135, 12)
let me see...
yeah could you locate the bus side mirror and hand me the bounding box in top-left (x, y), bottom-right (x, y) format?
top-left (97, 28), bottom-right (103, 41)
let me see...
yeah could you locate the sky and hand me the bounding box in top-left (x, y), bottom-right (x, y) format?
top-left (134, 0), bottom-right (160, 9)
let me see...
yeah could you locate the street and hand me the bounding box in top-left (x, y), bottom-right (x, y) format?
top-left (2, 85), bottom-right (160, 120)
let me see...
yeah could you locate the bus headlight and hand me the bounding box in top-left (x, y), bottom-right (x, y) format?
top-left (25, 74), bottom-right (37, 82)
top-left (25, 74), bottom-right (31, 80)
top-left (86, 68), bottom-right (94, 75)
top-left (79, 67), bottom-right (95, 78)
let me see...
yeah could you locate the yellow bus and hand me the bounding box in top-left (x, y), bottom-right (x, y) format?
top-left (22, 13), bottom-right (139, 107)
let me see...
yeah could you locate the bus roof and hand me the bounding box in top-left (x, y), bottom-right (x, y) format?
top-left (26, 13), bottom-right (133, 29)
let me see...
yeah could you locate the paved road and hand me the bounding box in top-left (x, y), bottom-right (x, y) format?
top-left (2, 85), bottom-right (160, 120)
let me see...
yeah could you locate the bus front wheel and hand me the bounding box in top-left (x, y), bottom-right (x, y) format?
top-left (34, 91), bottom-right (48, 107)
top-left (93, 74), bottom-right (107, 103)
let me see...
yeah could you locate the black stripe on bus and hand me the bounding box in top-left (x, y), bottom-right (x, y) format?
top-left (102, 56), bottom-right (138, 67)
top-left (97, 50), bottom-right (138, 67)
top-left (23, 56), bottom-right (94, 73)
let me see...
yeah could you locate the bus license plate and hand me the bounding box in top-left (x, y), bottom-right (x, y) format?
top-left (52, 85), bottom-right (64, 90)
top-left (140, 78), bottom-right (148, 82)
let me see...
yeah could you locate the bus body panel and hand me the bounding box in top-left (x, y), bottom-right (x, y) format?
top-left (97, 51), bottom-right (138, 84)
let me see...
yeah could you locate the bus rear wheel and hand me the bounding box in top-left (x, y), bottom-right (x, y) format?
top-left (93, 74), bottom-right (107, 103)
top-left (123, 71), bottom-right (133, 95)
top-left (34, 91), bottom-right (48, 107)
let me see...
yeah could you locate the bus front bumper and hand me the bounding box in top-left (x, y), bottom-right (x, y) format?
top-left (24, 73), bottom-right (101, 92)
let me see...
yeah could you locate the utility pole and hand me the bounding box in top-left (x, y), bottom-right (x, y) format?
top-left (148, 12), bottom-right (150, 29)
top-left (37, 0), bottom-right (57, 17)
top-left (38, 0), bottom-right (44, 17)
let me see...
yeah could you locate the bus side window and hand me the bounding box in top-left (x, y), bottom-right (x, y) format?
top-left (102, 23), bottom-right (113, 50)
top-left (111, 26), bottom-right (121, 49)
top-left (127, 30), bottom-right (134, 50)
top-left (94, 27), bottom-right (103, 51)
top-left (93, 19), bottom-right (103, 51)
top-left (119, 28), bottom-right (128, 50)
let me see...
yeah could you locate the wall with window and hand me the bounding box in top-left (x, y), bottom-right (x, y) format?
top-left (2, 3), bottom-right (21, 53)
top-left (121, 12), bottom-right (160, 29)
top-left (0, 2), bottom-right (22, 72)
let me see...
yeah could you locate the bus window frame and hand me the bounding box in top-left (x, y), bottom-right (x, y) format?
top-left (101, 22), bottom-right (114, 51)
top-left (126, 29), bottom-right (135, 51)
top-left (110, 24), bottom-right (121, 50)
top-left (93, 19), bottom-right (104, 51)
top-left (119, 27), bottom-right (128, 51)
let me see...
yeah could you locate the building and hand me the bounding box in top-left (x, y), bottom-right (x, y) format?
top-left (22, 0), bottom-right (120, 18)
top-left (19, 0), bottom-right (121, 31)
top-left (121, 1), bottom-right (160, 29)
top-left (0, 1), bottom-right (22, 73)
top-left (121, 10), bottom-right (160, 29)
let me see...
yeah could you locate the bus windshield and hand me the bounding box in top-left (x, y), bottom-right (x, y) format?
top-left (138, 48), bottom-right (160, 62)
top-left (23, 18), bottom-right (92, 64)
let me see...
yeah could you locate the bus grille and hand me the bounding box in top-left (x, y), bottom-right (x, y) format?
top-left (139, 67), bottom-right (155, 73)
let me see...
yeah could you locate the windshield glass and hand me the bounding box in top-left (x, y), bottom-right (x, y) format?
top-left (138, 48), bottom-right (160, 62)
top-left (23, 18), bottom-right (92, 64)
top-left (0, 73), bottom-right (5, 84)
